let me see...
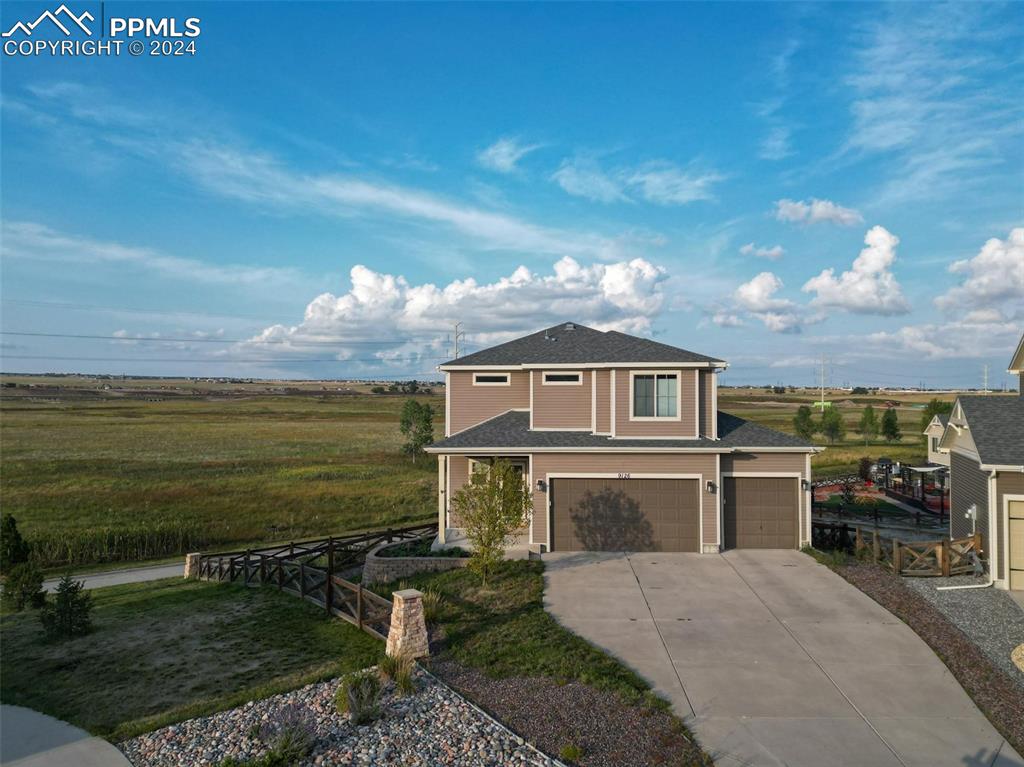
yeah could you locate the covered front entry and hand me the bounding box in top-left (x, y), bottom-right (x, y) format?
top-left (550, 477), bottom-right (700, 552)
top-left (1010, 498), bottom-right (1024, 590)
top-left (723, 475), bottom-right (799, 549)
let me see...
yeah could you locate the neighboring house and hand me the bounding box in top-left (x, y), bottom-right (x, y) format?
top-left (938, 333), bottom-right (1024, 591)
top-left (425, 322), bottom-right (819, 554)
top-left (923, 414), bottom-right (950, 466)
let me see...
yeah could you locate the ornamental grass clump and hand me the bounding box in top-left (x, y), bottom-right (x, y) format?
top-left (420, 588), bottom-right (446, 622)
top-left (256, 703), bottom-right (316, 763)
top-left (379, 652), bottom-right (417, 696)
top-left (335, 671), bottom-right (382, 725)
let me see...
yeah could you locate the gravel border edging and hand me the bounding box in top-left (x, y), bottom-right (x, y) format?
top-left (835, 563), bottom-right (1024, 754)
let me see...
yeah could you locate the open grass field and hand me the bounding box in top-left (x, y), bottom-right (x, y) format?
top-left (1, 377), bottom-right (442, 567)
top-left (0, 577), bottom-right (383, 740)
top-left (3, 376), bottom-right (996, 569)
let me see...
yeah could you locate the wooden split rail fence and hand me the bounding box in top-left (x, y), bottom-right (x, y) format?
top-left (194, 522), bottom-right (438, 640)
top-left (812, 521), bottom-right (983, 578)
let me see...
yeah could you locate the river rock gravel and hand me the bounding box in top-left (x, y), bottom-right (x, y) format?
top-left (119, 669), bottom-right (559, 767)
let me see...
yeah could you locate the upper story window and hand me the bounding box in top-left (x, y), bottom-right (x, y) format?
top-left (931, 436), bottom-right (939, 452)
top-left (473, 372), bottom-right (510, 386)
top-left (543, 371), bottom-right (582, 385)
top-left (632, 372), bottom-right (678, 419)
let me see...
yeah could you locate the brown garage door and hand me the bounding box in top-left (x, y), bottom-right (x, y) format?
top-left (723, 476), bottom-right (799, 549)
top-left (551, 478), bottom-right (700, 552)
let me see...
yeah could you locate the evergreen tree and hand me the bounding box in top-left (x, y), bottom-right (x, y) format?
top-left (882, 407), bottom-right (902, 443)
top-left (858, 405), bottom-right (879, 445)
top-left (1, 514), bottom-right (31, 574)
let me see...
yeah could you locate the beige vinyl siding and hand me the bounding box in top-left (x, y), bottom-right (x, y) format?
top-left (721, 452), bottom-right (809, 549)
top-left (613, 368), bottom-right (698, 438)
top-left (531, 452), bottom-right (718, 546)
top-left (533, 370), bottom-right (592, 429)
top-left (447, 370), bottom-right (529, 435)
top-left (996, 471), bottom-right (1024, 581)
top-left (595, 369), bottom-right (611, 433)
top-left (699, 370), bottom-right (715, 437)
top-left (950, 451), bottom-right (989, 563)
top-left (446, 455), bottom-right (470, 527)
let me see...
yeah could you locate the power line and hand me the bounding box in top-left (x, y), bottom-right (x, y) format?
top-left (0, 331), bottom-right (434, 347)
top-left (0, 298), bottom-right (285, 323)
top-left (0, 354), bottom-right (450, 364)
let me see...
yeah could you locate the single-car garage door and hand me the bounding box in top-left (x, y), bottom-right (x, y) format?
top-left (551, 478), bottom-right (700, 552)
top-left (723, 476), bottom-right (799, 549)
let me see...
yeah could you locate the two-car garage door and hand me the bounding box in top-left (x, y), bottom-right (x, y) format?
top-left (550, 475), bottom-right (800, 552)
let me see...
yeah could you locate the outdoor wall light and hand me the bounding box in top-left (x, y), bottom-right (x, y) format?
top-left (801, 479), bottom-right (810, 491)
top-left (706, 480), bottom-right (716, 494)
top-left (536, 479), bottom-right (548, 492)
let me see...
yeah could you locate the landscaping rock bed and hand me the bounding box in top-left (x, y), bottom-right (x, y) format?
top-left (835, 563), bottom-right (1024, 755)
top-left (903, 574), bottom-right (1024, 690)
top-left (431, 658), bottom-right (710, 767)
top-left (119, 669), bottom-right (559, 767)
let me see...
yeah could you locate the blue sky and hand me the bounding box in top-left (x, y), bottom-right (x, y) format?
top-left (1, 2), bottom-right (1022, 387)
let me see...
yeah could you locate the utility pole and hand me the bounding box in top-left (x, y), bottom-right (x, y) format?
top-left (983, 364), bottom-right (989, 394)
top-left (819, 354), bottom-right (827, 411)
top-left (452, 322), bottom-right (466, 360)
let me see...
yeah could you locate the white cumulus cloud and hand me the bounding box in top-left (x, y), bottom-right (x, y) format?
top-left (774, 198), bottom-right (863, 226)
top-left (802, 226), bottom-right (910, 315)
top-left (731, 272), bottom-right (808, 333)
top-left (476, 137), bottom-right (542, 173)
top-left (739, 242), bottom-right (785, 260)
top-left (934, 228), bottom-right (1024, 318)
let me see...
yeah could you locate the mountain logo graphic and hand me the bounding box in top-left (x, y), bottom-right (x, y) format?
top-left (2, 4), bottom-right (94, 38)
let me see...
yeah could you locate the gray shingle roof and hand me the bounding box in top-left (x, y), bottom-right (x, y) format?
top-left (442, 323), bottom-right (725, 367)
top-left (427, 410), bottom-right (815, 452)
top-left (958, 395), bottom-right (1024, 467)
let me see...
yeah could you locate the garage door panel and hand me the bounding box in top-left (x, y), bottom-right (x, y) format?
top-left (552, 477), bottom-right (699, 552)
top-left (724, 476), bottom-right (799, 550)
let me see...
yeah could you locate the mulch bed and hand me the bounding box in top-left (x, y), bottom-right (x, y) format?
top-left (836, 562), bottom-right (1024, 754)
top-left (428, 658), bottom-right (709, 767)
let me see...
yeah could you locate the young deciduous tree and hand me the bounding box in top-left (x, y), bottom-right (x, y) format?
top-left (881, 407), bottom-right (902, 443)
top-left (819, 406), bottom-right (846, 444)
top-left (919, 398), bottom-right (953, 442)
top-left (449, 459), bottom-right (532, 586)
top-left (399, 400), bottom-right (435, 461)
top-left (858, 405), bottom-right (879, 445)
top-left (793, 405), bottom-right (816, 441)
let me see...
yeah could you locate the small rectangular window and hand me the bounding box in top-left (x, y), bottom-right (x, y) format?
top-left (543, 371), bottom-right (582, 385)
top-left (473, 373), bottom-right (510, 386)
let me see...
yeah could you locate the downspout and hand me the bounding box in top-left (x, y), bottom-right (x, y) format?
top-left (938, 469), bottom-right (997, 591)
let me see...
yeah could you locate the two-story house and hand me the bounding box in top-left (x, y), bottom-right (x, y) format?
top-left (425, 322), bottom-right (818, 554)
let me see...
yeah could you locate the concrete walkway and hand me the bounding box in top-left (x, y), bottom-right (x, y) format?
top-left (0, 705), bottom-right (131, 767)
top-left (543, 549), bottom-right (1023, 767)
top-left (43, 561), bottom-right (183, 592)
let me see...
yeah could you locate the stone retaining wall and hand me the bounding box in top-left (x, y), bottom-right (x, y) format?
top-left (362, 538), bottom-right (469, 586)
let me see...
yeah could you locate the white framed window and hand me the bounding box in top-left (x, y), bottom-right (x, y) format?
top-left (472, 372), bottom-right (510, 386)
top-left (630, 371), bottom-right (679, 420)
top-left (542, 371), bottom-right (582, 385)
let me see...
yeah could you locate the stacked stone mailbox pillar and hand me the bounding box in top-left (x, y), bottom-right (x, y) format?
top-left (386, 589), bottom-right (429, 659)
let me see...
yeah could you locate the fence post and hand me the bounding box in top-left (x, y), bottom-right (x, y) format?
top-left (873, 531), bottom-right (880, 562)
top-left (387, 528), bottom-right (393, 543)
top-left (939, 539), bottom-right (950, 577)
top-left (300, 561), bottom-right (306, 598)
top-left (326, 537), bottom-right (334, 615)
top-left (893, 538), bottom-right (902, 574)
top-left (855, 527), bottom-right (863, 554)
top-left (357, 583), bottom-right (363, 631)
top-left (973, 531), bottom-right (981, 557)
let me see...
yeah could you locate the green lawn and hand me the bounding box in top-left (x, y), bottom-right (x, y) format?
top-left (0, 393), bottom-right (442, 567)
top-left (0, 578), bottom-right (383, 740)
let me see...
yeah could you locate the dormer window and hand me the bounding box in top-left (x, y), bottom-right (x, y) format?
top-left (543, 371), bottom-right (582, 385)
top-left (631, 372), bottom-right (679, 419)
top-left (473, 372), bottom-right (510, 386)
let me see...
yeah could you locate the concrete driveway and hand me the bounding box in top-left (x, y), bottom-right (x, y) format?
top-left (543, 549), bottom-right (1023, 767)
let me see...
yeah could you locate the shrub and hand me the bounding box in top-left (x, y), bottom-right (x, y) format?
top-left (858, 456), bottom-right (873, 482)
top-left (335, 671), bottom-right (381, 725)
top-left (1, 514), bottom-right (31, 573)
top-left (256, 703), bottom-right (316, 763)
top-left (39, 574), bottom-right (93, 641)
top-left (421, 589), bottom-right (446, 622)
top-left (2, 561), bottom-right (45, 611)
top-left (378, 652), bottom-right (413, 683)
top-left (559, 743), bottom-right (584, 762)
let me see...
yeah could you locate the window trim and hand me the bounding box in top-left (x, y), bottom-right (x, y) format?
top-left (629, 370), bottom-right (682, 421)
top-left (472, 372), bottom-right (511, 386)
top-left (542, 370), bottom-right (583, 386)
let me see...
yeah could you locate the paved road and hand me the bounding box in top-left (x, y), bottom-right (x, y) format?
top-left (544, 549), bottom-right (1023, 767)
top-left (0, 705), bottom-right (131, 767)
top-left (43, 562), bottom-right (183, 592)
